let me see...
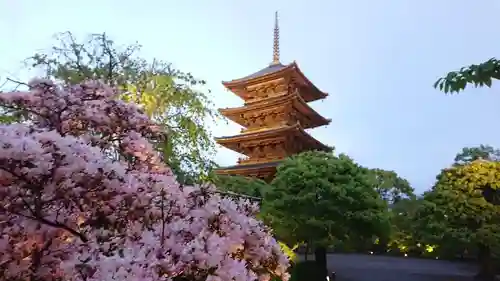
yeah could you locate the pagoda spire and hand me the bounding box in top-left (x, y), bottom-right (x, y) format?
top-left (271, 11), bottom-right (280, 65)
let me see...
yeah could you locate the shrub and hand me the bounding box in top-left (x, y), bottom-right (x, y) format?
top-left (290, 261), bottom-right (326, 281)
top-left (0, 79), bottom-right (290, 281)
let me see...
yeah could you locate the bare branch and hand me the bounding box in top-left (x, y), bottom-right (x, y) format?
top-left (213, 190), bottom-right (262, 201)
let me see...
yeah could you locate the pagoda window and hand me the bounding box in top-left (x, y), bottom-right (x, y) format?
top-left (254, 146), bottom-right (263, 158)
top-left (269, 143), bottom-right (277, 154)
top-left (255, 146), bottom-right (265, 158)
top-left (244, 146), bottom-right (254, 158)
top-left (262, 145), bottom-right (271, 158)
top-left (249, 145), bottom-right (259, 158)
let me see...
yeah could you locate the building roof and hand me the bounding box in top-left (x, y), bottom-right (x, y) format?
top-left (215, 123), bottom-right (332, 155)
top-left (234, 63), bottom-right (288, 82)
top-left (217, 160), bottom-right (282, 171)
top-left (219, 91), bottom-right (331, 129)
top-left (222, 61), bottom-right (328, 103)
top-left (215, 160), bottom-right (282, 182)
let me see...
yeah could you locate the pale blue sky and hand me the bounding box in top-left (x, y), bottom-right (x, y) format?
top-left (1, 0), bottom-right (500, 193)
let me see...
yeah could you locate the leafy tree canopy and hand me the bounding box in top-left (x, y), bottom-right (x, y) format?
top-left (413, 160), bottom-right (500, 279)
top-left (22, 31), bottom-right (220, 183)
top-left (370, 168), bottom-right (415, 204)
top-left (211, 175), bottom-right (270, 199)
top-left (434, 57), bottom-right (500, 94)
top-left (415, 160), bottom-right (500, 248)
top-left (387, 197), bottom-right (423, 253)
top-left (261, 151), bottom-right (390, 248)
top-left (454, 145), bottom-right (500, 165)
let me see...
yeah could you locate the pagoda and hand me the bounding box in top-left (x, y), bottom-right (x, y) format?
top-left (215, 12), bottom-right (332, 182)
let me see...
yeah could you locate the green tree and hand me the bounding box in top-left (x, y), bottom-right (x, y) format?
top-left (370, 168), bottom-right (415, 204)
top-left (454, 145), bottom-right (500, 165)
top-left (212, 174), bottom-right (270, 199)
top-left (413, 160), bottom-right (500, 281)
top-left (434, 58), bottom-right (500, 94)
top-left (387, 197), bottom-right (423, 255)
top-left (23, 31), bottom-right (220, 183)
top-left (261, 151), bottom-right (390, 278)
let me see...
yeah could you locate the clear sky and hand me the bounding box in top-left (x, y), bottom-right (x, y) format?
top-left (1, 0), bottom-right (500, 193)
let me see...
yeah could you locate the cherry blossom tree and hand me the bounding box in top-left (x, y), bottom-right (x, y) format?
top-left (0, 79), bottom-right (289, 281)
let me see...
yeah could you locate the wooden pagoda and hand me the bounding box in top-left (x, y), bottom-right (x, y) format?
top-left (215, 12), bottom-right (331, 182)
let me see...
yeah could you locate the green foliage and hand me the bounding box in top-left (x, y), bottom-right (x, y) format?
top-left (25, 31), bottom-right (220, 183)
top-left (0, 107), bottom-right (24, 124)
top-left (434, 57), bottom-right (500, 94)
top-left (387, 197), bottom-right (423, 255)
top-left (262, 151), bottom-right (390, 249)
top-left (454, 145), bottom-right (500, 165)
top-left (0, 88), bottom-right (28, 124)
top-left (413, 160), bottom-right (500, 259)
top-left (370, 168), bottom-right (415, 204)
top-left (289, 261), bottom-right (325, 281)
top-left (278, 242), bottom-right (300, 263)
top-left (211, 175), bottom-right (270, 199)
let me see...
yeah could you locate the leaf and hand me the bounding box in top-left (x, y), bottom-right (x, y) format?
top-left (433, 78), bottom-right (442, 89)
top-left (435, 57), bottom-right (500, 94)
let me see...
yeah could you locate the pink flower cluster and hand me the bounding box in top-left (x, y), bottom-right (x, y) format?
top-left (0, 79), bottom-right (289, 281)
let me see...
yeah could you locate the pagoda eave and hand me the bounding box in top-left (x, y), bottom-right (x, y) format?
top-left (289, 61), bottom-right (328, 102)
top-left (222, 63), bottom-right (290, 88)
top-left (219, 92), bottom-right (331, 129)
top-left (214, 161), bottom-right (282, 182)
top-left (222, 62), bottom-right (327, 103)
top-left (215, 124), bottom-right (331, 155)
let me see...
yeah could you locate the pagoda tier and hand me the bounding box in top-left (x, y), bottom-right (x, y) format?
top-left (222, 61), bottom-right (328, 104)
top-left (215, 124), bottom-right (331, 166)
top-left (219, 91), bottom-right (331, 133)
top-left (215, 161), bottom-right (282, 182)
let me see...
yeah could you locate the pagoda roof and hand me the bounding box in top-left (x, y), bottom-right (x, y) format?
top-left (222, 61), bottom-right (328, 103)
top-left (217, 160), bottom-right (282, 171)
top-left (215, 123), bottom-right (331, 154)
top-left (219, 92), bottom-right (331, 129)
top-left (235, 63), bottom-right (288, 81)
top-left (214, 160), bottom-right (282, 182)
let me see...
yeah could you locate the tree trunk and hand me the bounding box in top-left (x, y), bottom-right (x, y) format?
top-left (476, 244), bottom-right (495, 281)
top-left (304, 243), bottom-right (309, 261)
top-left (314, 246), bottom-right (328, 279)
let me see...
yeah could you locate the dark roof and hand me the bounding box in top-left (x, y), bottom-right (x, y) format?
top-left (217, 160), bottom-right (282, 171)
top-left (234, 63), bottom-right (288, 81)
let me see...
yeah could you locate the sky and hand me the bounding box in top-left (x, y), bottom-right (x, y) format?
top-left (1, 0), bottom-right (500, 193)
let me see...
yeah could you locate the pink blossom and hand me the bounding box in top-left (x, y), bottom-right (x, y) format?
top-left (0, 79), bottom-right (289, 281)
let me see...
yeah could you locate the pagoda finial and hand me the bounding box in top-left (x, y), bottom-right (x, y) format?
top-left (271, 11), bottom-right (280, 65)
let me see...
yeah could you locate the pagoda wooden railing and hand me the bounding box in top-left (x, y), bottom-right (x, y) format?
top-left (238, 156), bottom-right (283, 165)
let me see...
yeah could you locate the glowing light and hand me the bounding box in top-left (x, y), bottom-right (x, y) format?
top-left (425, 245), bottom-right (435, 253)
top-left (404, 253), bottom-right (408, 257)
